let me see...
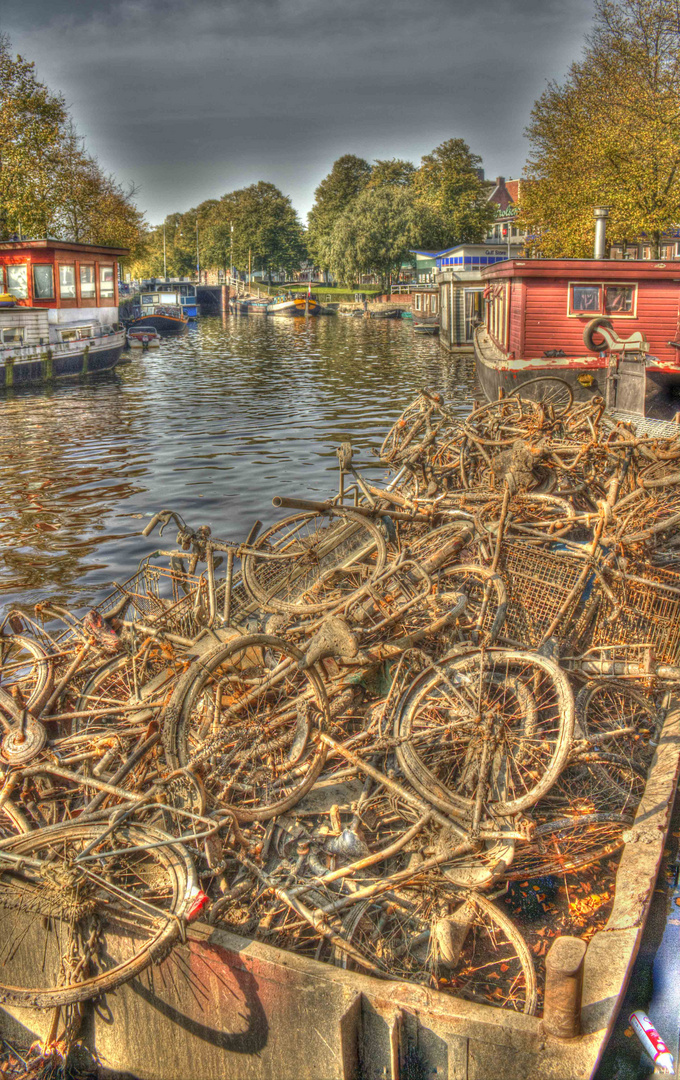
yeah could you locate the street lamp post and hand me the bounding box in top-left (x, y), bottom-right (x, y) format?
top-left (163, 223), bottom-right (167, 280)
top-left (196, 217), bottom-right (200, 283)
top-left (230, 223), bottom-right (234, 292)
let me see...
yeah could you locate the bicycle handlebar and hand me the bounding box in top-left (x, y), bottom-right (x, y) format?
top-left (141, 510), bottom-right (187, 538)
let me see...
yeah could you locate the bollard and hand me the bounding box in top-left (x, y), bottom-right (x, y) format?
top-left (542, 936), bottom-right (587, 1039)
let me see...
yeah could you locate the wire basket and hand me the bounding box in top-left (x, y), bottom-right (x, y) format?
top-left (591, 566), bottom-right (680, 664)
top-left (97, 562), bottom-right (209, 638)
top-left (496, 542), bottom-right (602, 649)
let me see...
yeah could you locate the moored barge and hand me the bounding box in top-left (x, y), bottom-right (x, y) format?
top-left (128, 304), bottom-right (189, 335)
top-left (267, 295), bottom-right (323, 316)
top-left (475, 259), bottom-right (680, 418)
top-left (0, 239), bottom-right (127, 388)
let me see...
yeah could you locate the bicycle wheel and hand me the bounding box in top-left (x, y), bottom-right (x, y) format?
top-left (395, 649), bottom-right (574, 818)
top-left (76, 648), bottom-right (176, 721)
top-left (576, 681), bottom-right (660, 799)
top-left (380, 396), bottom-right (440, 463)
top-left (162, 635), bottom-right (330, 820)
top-left (463, 398), bottom-right (543, 448)
top-left (242, 510), bottom-right (387, 615)
top-left (503, 813), bottom-right (632, 881)
top-left (0, 635), bottom-right (53, 714)
top-left (0, 820), bottom-right (196, 1008)
top-left (314, 882), bottom-right (537, 1014)
top-left (509, 378), bottom-right (573, 416)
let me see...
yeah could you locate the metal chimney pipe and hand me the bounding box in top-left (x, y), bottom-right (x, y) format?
top-left (594, 206), bottom-right (610, 259)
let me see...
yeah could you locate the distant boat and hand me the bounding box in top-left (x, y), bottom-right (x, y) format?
top-left (128, 305), bottom-right (188, 335)
top-left (267, 295), bottom-right (322, 317)
top-left (369, 308), bottom-right (403, 320)
top-left (246, 298), bottom-right (270, 314)
top-left (127, 327), bottom-right (161, 350)
top-left (139, 280), bottom-right (199, 319)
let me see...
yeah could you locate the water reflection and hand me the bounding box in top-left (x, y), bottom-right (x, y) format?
top-left (0, 315), bottom-right (475, 611)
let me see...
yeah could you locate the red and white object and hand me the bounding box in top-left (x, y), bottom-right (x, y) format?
top-left (629, 1011), bottom-right (674, 1074)
top-left (185, 887), bottom-right (210, 923)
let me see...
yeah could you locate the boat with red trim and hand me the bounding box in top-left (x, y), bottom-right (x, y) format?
top-left (128, 304), bottom-right (188, 336)
top-left (474, 258), bottom-right (680, 419)
top-left (0, 238), bottom-right (127, 389)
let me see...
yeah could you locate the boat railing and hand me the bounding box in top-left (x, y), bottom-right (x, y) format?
top-left (0, 324), bottom-right (125, 357)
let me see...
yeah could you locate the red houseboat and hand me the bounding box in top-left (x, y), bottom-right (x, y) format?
top-left (474, 259), bottom-right (680, 419)
top-left (0, 239), bottom-right (128, 389)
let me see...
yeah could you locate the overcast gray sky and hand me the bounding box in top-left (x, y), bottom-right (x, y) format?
top-left (2, 0), bottom-right (595, 226)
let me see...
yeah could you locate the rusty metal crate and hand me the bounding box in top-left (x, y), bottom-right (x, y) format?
top-left (97, 561), bottom-right (209, 639)
top-left (495, 542), bottom-right (602, 649)
top-left (591, 565), bottom-right (680, 664)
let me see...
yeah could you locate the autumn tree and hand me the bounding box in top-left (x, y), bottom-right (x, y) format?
top-left (0, 34), bottom-right (68, 237)
top-left (329, 185), bottom-right (418, 289)
top-left (307, 154), bottom-right (372, 267)
top-left (519, 0), bottom-right (680, 257)
top-left (0, 34), bottom-right (145, 252)
top-left (413, 139), bottom-right (494, 249)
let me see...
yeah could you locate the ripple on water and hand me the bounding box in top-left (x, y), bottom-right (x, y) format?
top-left (0, 315), bottom-right (475, 611)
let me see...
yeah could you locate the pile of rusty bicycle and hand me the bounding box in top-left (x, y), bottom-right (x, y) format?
top-left (2, 377), bottom-right (680, 1062)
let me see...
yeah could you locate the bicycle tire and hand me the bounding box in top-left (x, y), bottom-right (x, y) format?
top-left (315, 883), bottom-right (538, 1014)
top-left (503, 812), bottom-right (632, 881)
top-left (162, 634), bottom-right (330, 821)
top-left (576, 681), bottom-right (660, 799)
top-left (0, 820), bottom-right (196, 1008)
top-left (508, 377), bottom-right (573, 416)
top-left (395, 648), bottom-right (574, 818)
top-left (0, 635), bottom-right (53, 715)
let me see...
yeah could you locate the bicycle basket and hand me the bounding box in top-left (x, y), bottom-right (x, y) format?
top-left (97, 562), bottom-right (209, 638)
top-left (591, 566), bottom-right (680, 664)
top-left (496, 542), bottom-right (602, 649)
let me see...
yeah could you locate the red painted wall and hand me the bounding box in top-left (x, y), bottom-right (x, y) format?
top-left (484, 261), bottom-right (680, 365)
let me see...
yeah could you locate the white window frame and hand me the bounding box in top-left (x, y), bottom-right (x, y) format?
top-left (1, 326), bottom-right (25, 344)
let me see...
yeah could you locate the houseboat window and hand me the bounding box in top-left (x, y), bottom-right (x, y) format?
top-left (99, 265), bottom-right (114, 298)
top-left (80, 265), bottom-right (96, 299)
top-left (465, 290), bottom-right (484, 341)
top-left (571, 285), bottom-right (601, 312)
top-left (33, 265), bottom-right (55, 300)
top-left (604, 285), bottom-right (634, 313)
top-left (59, 265), bottom-right (76, 299)
top-left (415, 294), bottom-right (421, 310)
top-left (60, 326), bottom-right (93, 341)
top-left (1, 327), bottom-right (24, 344)
top-left (6, 264), bottom-right (28, 299)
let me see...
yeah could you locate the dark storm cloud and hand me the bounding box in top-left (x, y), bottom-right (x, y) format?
top-left (3, 0), bottom-right (594, 223)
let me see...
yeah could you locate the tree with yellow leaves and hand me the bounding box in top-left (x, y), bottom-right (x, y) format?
top-left (519, 0), bottom-right (680, 258)
top-left (0, 34), bottom-right (145, 254)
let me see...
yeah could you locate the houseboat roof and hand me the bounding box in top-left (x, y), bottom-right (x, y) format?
top-left (481, 258), bottom-right (680, 282)
top-left (0, 239), bottom-right (129, 257)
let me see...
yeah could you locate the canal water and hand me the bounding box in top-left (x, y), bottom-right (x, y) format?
top-left (0, 314), bottom-right (475, 613)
